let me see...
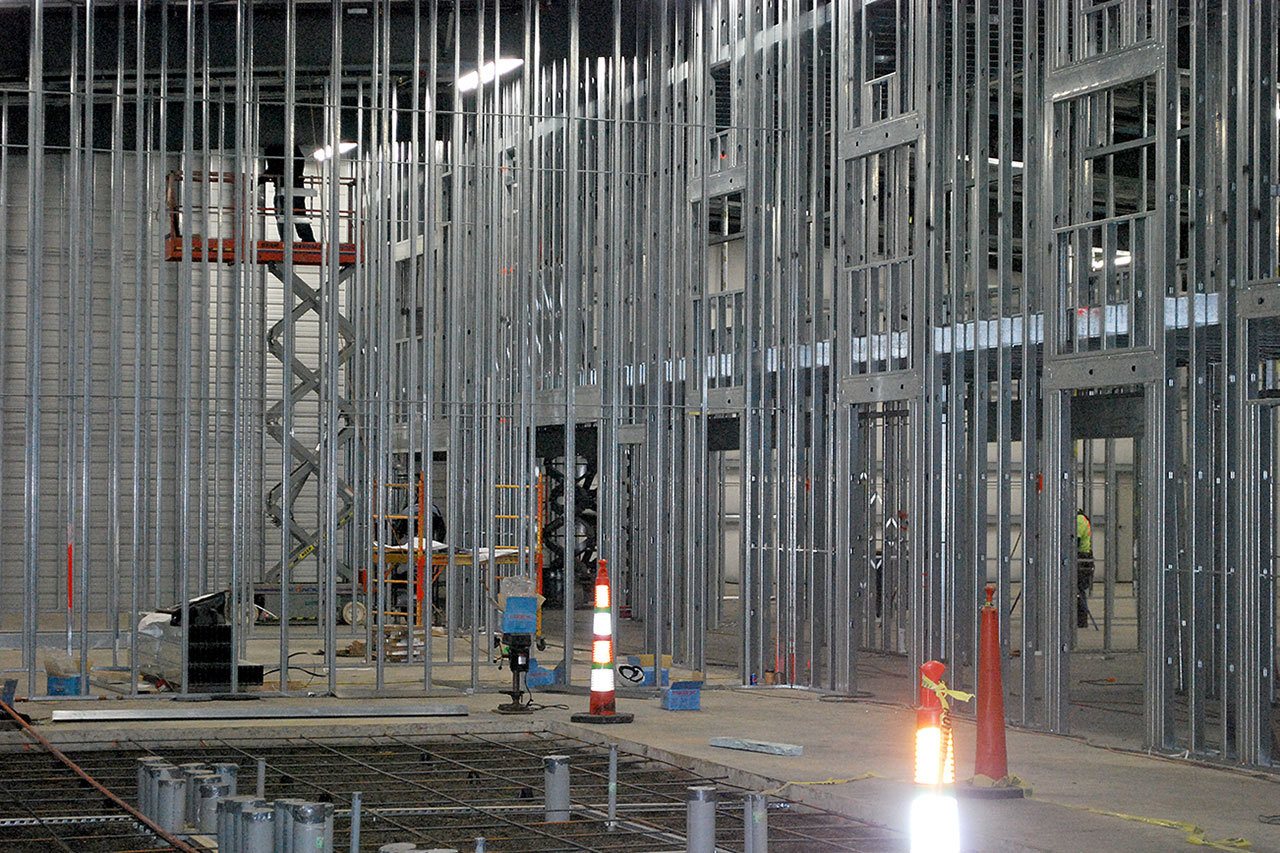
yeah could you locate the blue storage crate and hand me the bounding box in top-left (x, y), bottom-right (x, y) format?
top-left (623, 655), bottom-right (670, 687)
top-left (46, 675), bottom-right (81, 696)
top-left (502, 595), bottom-right (538, 634)
top-left (525, 659), bottom-right (559, 689)
top-left (661, 681), bottom-right (703, 711)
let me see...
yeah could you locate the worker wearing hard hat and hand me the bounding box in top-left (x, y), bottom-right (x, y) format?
top-left (1076, 509), bottom-right (1094, 629)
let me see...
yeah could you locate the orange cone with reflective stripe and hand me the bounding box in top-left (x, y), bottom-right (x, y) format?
top-left (571, 560), bottom-right (634, 725)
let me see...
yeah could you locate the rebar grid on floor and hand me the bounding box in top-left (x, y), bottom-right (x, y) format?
top-left (0, 752), bottom-right (174, 852)
top-left (0, 731), bottom-right (903, 852)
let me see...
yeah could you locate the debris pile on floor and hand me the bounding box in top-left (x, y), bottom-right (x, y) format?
top-left (337, 625), bottom-right (446, 659)
top-left (710, 737), bottom-right (804, 756)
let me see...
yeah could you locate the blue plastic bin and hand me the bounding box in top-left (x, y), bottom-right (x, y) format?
top-left (502, 595), bottom-right (539, 635)
top-left (525, 659), bottom-right (559, 689)
top-left (46, 675), bottom-right (81, 696)
top-left (624, 655), bottom-right (670, 687)
top-left (661, 680), bottom-right (703, 711)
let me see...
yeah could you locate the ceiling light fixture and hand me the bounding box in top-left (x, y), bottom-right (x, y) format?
top-left (1090, 247), bottom-right (1133, 270)
top-left (987, 156), bottom-right (1025, 169)
top-left (312, 141), bottom-right (358, 162)
top-left (457, 58), bottom-right (524, 93)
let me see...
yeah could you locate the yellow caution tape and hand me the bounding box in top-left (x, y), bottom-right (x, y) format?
top-left (919, 674), bottom-right (974, 710)
top-left (1087, 809), bottom-right (1251, 850)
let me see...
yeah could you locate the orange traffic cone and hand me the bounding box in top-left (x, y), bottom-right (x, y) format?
top-left (570, 560), bottom-right (633, 725)
top-left (963, 584), bottom-right (1025, 799)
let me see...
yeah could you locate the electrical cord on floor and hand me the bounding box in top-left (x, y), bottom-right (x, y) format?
top-left (262, 652), bottom-right (327, 683)
top-left (261, 665), bottom-right (327, 679)
top-left (761, 773), bottom-right (879, 796)
top-left (817, 692), bottom-right (874, 702)
top-left (522, 683), bottom-right (570, 713)
top-left (1070, 700), bottom-right (1143, 718)
top-left (1078, 677), bottom-right (1142, 687)
top-left (523, 700), bottom-right (571, 712)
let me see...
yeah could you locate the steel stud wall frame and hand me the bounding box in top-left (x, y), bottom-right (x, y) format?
top-left (0, 0), bottom-right (1275, 769)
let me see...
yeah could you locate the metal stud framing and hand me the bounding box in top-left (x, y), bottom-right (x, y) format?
top-left (0, 0), bottom-right (1275, 769)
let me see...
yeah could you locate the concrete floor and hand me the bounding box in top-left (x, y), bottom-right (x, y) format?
top-left (3, 585), bottom-right (1278, 852)
top-left (6, 687), bottom-right (1278, 852)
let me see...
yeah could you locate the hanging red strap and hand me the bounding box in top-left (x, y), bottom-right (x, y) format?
top-left (66, 542), bottom-right (74, 611)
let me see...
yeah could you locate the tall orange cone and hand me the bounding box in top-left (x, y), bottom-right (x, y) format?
top-left (963, 584), bottom-right (1025, 799)
top-left (570, 560), bottom-right (633, 724)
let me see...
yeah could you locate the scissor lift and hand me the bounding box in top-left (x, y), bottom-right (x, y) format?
top-left (165, 169), bottom-right (359, 622)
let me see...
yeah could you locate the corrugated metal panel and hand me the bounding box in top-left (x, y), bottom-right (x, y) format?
top-left (0, 152), bottom-right (287, 618)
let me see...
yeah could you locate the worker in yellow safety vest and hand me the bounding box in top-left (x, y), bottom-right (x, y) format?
top-left (1076, 510), bottom-right (1094, 628)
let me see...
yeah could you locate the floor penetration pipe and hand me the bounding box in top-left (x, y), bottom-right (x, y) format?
top-left (543, 755), bottom-right (571, 822)
top-left (349, 791), bottom-right (362, 853)
top-left (212, 761), bottom-right (239, 796)
top-left (154, 773), bottom-right (187, 833)
top-left (274, 797), bottom-right (306, 849)
top-left (187, 771), bottom-right (219, 827)
top-left (289, 801), bottom-right (334, 853)
top-left (685, 785), bottom-right (717, 853)
top-left (607, 744), bottom-right (618, 829)
top-left (198, 780), bottom-right (231, 833)
top-left (217, 795), bottom-right (263, 852)
top-left (135, 756), bottom-right (167, 818)
top-left (240, 805), bottom-right (275, 852)
top-left (743, 792), bottom-right (767, 852)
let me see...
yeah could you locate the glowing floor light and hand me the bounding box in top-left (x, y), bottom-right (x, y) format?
top-left (911, 660), bottom-right (968, 853)
top-left (910, 791), bottom-right (961, 853)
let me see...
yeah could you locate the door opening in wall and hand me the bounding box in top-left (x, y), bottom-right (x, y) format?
top-left (1066, 426), bottom-right (1144, 750)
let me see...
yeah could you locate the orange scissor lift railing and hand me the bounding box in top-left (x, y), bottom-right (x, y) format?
top-left (163, 170), bottom-right (359, 266)
top-left (164, 169), bottom-right (359, 620)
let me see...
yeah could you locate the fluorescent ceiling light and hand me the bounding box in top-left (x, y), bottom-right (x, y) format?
top-left (457, 58), bottom-right (524, 92)
top-left (312, 141), bottom-right (358, 162)
top-left (1090, 247), bottom-right (1132, 270)
top-left (987, 156), bottom-right (1025, 169)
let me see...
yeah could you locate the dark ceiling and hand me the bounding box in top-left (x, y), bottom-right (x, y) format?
top-left (0, 1), bottom-right (637, 150)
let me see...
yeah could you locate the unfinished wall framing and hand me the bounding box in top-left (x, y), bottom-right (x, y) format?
top-left (0, 0), bottom-right (1275, 769)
